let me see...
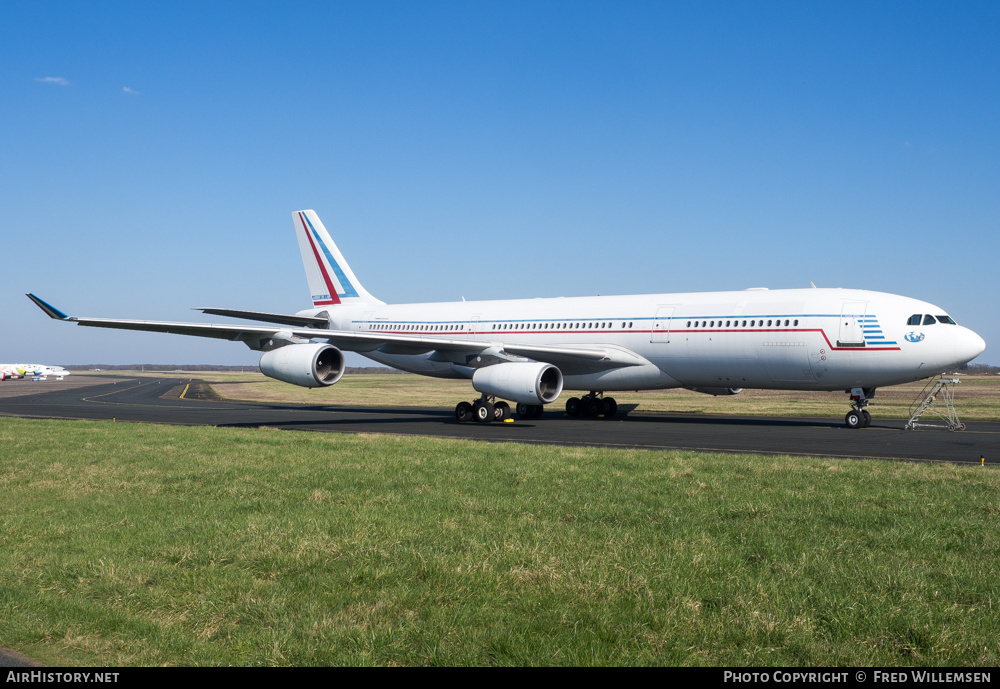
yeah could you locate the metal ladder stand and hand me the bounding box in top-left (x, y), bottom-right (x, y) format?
top-left (904, 377), bottom-right (966, 431)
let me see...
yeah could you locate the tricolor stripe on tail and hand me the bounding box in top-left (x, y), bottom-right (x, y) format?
top-left (292, 210), bottom-right (381, 307)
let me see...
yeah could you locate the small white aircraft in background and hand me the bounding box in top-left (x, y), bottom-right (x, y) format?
top-left (28, 209), bottom-right (985, 428)
top-left (0, 363), bottom-right (70, 380)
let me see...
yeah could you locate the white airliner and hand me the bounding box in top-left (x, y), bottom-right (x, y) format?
top-left (28, 209), bottom-right (985, 428)
top-left (0, 363), bottom-right (70, 380)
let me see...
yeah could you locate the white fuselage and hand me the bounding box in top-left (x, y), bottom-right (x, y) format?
top-left (307, 287), bottom-right (985, 392)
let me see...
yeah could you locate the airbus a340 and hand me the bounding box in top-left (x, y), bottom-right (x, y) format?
top-left (28, 210), bottom-right (985, 427)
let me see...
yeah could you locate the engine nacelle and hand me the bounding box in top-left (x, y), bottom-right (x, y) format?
top-left (687, 387), bottom-right (743, 396)
top-left (259, 343), bottom-right (345, 388)
top-left (472, 362), bottom-right (564, 405)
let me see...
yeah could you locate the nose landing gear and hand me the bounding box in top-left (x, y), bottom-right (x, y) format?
top-left (845, 387), bottom-right (875, 428)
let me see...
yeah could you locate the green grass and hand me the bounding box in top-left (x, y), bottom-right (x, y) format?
top-left (2, 417), bottom-right (999, 666)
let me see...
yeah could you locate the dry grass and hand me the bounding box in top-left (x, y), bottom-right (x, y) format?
top-left (140, 371), bottom-right (1000, 420)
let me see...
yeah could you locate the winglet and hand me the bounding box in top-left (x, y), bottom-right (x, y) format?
top-left (26, 294), bottom-right (71, 320)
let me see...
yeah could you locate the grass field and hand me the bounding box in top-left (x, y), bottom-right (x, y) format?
top-left (131, 371), bottom-right (1000, 421)
top-left (2, 417), bottom-right (998, 666)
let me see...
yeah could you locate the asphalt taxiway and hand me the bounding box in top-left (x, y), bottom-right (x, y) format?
top-left (0, 374), bottom-right (996, 464)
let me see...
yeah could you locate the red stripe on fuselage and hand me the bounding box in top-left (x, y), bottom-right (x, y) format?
top-left (299, 212), bottom-right (341, 306)
top-left (365, 326), bottom-right (900, 350)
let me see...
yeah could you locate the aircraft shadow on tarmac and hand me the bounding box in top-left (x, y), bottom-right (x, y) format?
top-left (213, 404), bottom-right (868, 431)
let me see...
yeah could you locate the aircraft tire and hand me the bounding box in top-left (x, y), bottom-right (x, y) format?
top-left (473, 401), bottom-right (495, 423)
top-left (845, 411), bottom-right (862, 429)
top-left (494, 401), bottom-right (511, 420)
top-left (565, 397), bottom-right (582, 416)
top-left (455, 401), bottom-right (473, 422)
top-left (861, 410), bottom-right (871, 428)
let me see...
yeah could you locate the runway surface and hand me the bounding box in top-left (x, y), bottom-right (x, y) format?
top-left (0, 375), bottom-right (997, 464)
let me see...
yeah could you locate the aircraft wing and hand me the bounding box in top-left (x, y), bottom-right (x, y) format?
top-left (28, 294), bottom-right (648, 375)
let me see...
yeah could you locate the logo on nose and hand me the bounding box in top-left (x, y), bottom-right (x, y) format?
top-left (904, 332), bottom-right (925, 343)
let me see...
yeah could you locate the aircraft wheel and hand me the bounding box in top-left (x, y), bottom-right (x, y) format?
top-left (473, 401), bottom-right (495, 423)
top-left (603, 397), bottom-right (618, 418)
top-left (845, 411), bottom-right (862, 429)
top-left (455, 401), bottom-right (473, 422)
top-left (861, 410), bottom-right (871, 428)
top-left (586, 397), bottom-right (603, 416)
top-left (494, 401), bottom-right (511, 420)
top-left (515, 403), bottom-right (531, 419)
top-left (566, 397), bottom-right (582, 416)
top-left (530, 404), bottom-right (544, 419)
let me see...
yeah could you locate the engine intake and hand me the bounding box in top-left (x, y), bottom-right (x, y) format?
top-left (259, 343), bottom-right (345, 388)
top-left (472, 362), bottom-right (563, 405)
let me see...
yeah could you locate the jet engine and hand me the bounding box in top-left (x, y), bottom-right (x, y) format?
top-left (472, 362), bottom-right (564, 405)
top-left (259, 343), bottom-right (345, 388)
top-left (687, 387), bottom-right (743, 396)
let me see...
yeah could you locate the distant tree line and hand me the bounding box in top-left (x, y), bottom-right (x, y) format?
top-left (959, 363), bottom-right (1000, 375)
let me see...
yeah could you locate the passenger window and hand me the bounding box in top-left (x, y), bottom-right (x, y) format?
top-left (923, 314), bottom-right (936, 325)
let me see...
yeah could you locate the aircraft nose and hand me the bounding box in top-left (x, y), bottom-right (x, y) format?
top-left (959, 327), bottom-right (986, 363)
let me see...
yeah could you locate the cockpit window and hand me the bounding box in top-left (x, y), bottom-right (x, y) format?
top-left (922, 314), bottom-right (936, 325)
top-left (936, 315), bottom-right (956, 324)
top-left (907, 314), bottom-right (922, 326)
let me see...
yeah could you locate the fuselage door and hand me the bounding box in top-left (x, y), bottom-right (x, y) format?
top-left (651, 305), bottom-right (676, 343)
top-left (838, 302), bottom-right (868, 347)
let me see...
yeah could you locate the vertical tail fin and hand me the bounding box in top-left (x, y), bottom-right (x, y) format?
top-left (292, 210), bottom-right (382, 307)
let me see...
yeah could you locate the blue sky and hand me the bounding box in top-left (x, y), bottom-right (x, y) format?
top-left (2, 1), bottom-right (998, 366)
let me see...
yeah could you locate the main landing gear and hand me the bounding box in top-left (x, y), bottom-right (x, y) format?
top-left (454, 396), bottom-right (520, 423)
top-left (565, 392), bottom-right (618, 419)
top-left (844, 387), bottom-right (875, 429)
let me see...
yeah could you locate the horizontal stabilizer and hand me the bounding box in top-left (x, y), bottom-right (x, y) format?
top-left (194, 307), bottom-right (329, 328)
